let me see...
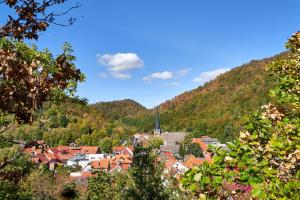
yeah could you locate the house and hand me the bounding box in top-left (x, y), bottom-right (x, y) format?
top-left (90, 158), bottom-right (111, 172)
top-left (200, 136), bottom-right (220, 145)
top-left (193, 136), bottom-right (227, 149)
top-left (161, 132), bottom-right (187, 145)
top-left (184, 155), bottom-right (206, 168)
top-left (163, 157), bottom-right (188, 175)
top-left (80, 146), bottom-right (100, 154)
top-left (110, 154), bottom-right (132, 172)
top-left (67, 154), bottom-right (91, 170)
top-left (113, 146), bottom-right (134, 156)
top-left (160, 144), bottom-right (180, 154)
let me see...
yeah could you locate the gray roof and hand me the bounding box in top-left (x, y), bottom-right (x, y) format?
top-left (69, 154), bottom-right (87, 162)
top-left (161, 132), bottom-right (186, 145)
top-left (160, 144), bottom-right (180, 154)
top-left (201, 138), bottom-right (218, 143)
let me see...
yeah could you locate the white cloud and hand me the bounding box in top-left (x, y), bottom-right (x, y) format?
top-left (176, 68), bottom-right (191, 77)
top-left (193, 68), bottom-right (230, 84)
top-left (97, 53), bottom-right (144, 72)
top-left (143, 71), bottom-right (173, 83)
top-left (96, 52), bottom-right (144, 80)
top-left (110, 71), bottom-right (131, 80)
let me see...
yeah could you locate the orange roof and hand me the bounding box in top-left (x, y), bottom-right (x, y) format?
top-left (161, 152), bottom-right (176, 161)
top-left (113, 146), bottom-right (126, 152)
top-left (119, 163), bottom-right (130, 170)
top-left (81, 171), bottom-right (93, 177)
top-left (44, 153), bottom-right (57, 160)
top-left (35, 154), bottom-right (49, 164)
top-left (80, 146), bottom-right (99, 154)
top-left (47, 148), bottom-right (59, 154)
top-left (111, 154), bottom-right (132, 164)
top-left (91, 159), bottom-right (111, 169)
top-left (34, 149), bottom-right (42, 155)
top-left (57, 146), bottom-right (70, 152)
top-left (164, 159), bottom-right (177, 169)
top-left (184, 155), bottom-right (205, 168)
top-left (192, 138), bottom-right (208, 152)
top-left (56, 152), bottom-right (74, 161)
top-left (70, 147), bottom-right (82, 154)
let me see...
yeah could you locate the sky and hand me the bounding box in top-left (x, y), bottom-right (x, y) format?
top-left (2, 0), bottom-right (300, 108)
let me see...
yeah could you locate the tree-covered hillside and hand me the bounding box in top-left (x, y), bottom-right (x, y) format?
top-left (4, 98), bottom-right (137, 150)
top-left (123, 53), bottom-right (289, 142)
top-left (90, 99), bottom-right (147, 121)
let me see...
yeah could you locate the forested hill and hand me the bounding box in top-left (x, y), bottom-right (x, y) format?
top-left (89, 99), bottom-right (147, 121)
top-left (122, 52), bottom-right (288, 142)
top-left (5, 99), bottom-right (137, 149)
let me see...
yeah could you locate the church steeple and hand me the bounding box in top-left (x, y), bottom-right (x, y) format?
top-left (153, 108), bottom-right (162, 136)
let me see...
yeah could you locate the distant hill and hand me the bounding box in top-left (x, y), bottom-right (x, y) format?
top-left (89, 99), bottom-right (147, 121)
top-left (122, 53), bottom-right (288, 142)
top-left (5, 98), bottom-right (138, 148)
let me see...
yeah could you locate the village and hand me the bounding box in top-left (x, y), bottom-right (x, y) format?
top-left (23, 115), bottom-right (228, 182)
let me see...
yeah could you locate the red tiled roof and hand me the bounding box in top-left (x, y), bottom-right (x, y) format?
top-left (184, 155), bottom-right (205, 168)
top-left (91, 159), bottom-right (110, 169)
top-left (57, 146), bottom-right (70, 152)
top-left (111, 154), bottom-right (132, 164)
top-left (119, 163), bottom-right (130, 170)
top-left (56, 152), bottom-right (74, 161)
top-left (113, 146), bottom-right (126, 152)
top-left (80, 146), bottom-right (99, 154)
top-left (81, 171), bottom-right (93, 177)
top-left (165, 159), bottom-right (177, 169)
top-left (44, 153), bottom-right (57, 161)
top-left (34, 154), bottom-right (49, 164)
top-left (70, 147), bottom-right (82, 154)
top-left (34, 149), bottom-right (42, 155)
top-left (47, 148), bottom-right (59, 155)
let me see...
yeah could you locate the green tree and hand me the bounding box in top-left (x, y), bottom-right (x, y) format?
top-left (87, 172), bottom-right (116, 200)
top-left (185, 142), bottom-right (204, 158)
top-left (125, 145), bottom-right (170, 200)
top-left (180, 32), bottom-right (300, 200)
top-left (149, 137), bottom-right (164, 149)
top-left (98, 137), bottom-right (113, 153)
top-left (60, 115), bottom-right (69, 128)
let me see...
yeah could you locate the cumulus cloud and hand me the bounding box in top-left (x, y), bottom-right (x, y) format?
top-left (97, 53), bottom-right (144, 72)
top-left (193, 68), bottom-right (230, 84)
top-left (96, 52), bottom-right (144, 79)
top-left (110, 71), bottom-right (131, 80)
top-left (143, 71), bottom-right (173, 83)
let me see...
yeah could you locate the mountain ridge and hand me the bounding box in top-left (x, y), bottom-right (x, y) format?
top-left (119, 52), bottom-right (288, 141)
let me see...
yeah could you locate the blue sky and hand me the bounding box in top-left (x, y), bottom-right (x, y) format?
top-left (2, 0), bottom-right (300, 108)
